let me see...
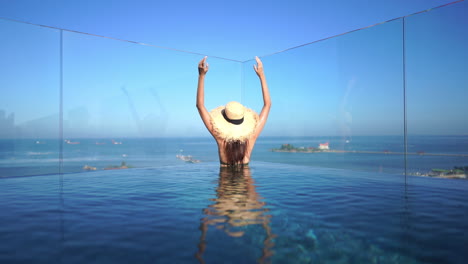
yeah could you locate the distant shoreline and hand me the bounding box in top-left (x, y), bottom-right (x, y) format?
top-left (271, 149), bottom-right (468, 157)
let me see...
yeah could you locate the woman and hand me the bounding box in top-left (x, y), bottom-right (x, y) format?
top-left (196, 56), bottom-right (271, 166)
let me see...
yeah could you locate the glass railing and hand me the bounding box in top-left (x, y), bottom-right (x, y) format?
top-left (405, 1), bottom-right (468, 180)
top-left (0, 0), bottom-right (466, 180)
top-left (244, 18), bottom-right (406, 174)
top-left (244, 0), bottom-right (467, 179)
top-left (0, 19), bottom-right (61, 177)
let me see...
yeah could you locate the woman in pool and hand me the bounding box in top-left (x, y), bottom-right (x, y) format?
top-left (196, 56), bottom-right (271, 167)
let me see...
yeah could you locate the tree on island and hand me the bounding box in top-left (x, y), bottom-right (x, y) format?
top-left (280, 144), bottom-right (295, 151)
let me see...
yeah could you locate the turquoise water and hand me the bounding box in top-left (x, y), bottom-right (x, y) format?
top-left (1, 162), bottom-right (467, 263)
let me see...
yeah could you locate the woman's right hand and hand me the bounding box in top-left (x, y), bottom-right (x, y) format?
top-left (198, 56), bottom-right (209, 76)
top-left (253, 56), bottom-right (264, 78)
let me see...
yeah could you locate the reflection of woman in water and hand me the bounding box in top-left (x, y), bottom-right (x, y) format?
top-left (196, 167), bottom-right (275, 263)
top-left (196, 56), bottom-right (271, 166)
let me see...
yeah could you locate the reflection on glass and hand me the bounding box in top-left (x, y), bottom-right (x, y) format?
top-left (0, 20), bottom-right (60, 177)
top-left (62, 31), bottom-right (241, 173)
top-left (196, 166), bottom-right (275, 263)
top-left (406, 1), bottom-right (468, 179)
top-left (242, 19), bottom-right (405, 174)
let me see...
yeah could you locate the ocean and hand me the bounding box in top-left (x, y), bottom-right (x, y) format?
top-left (1, 135), bottom-right (467, 178)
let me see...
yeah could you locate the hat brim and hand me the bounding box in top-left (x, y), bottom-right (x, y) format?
top-left (210, 106), bottom-right (259, 142)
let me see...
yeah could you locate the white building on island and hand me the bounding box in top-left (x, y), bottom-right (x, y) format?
top-left (318, 142), bottom-right (329, 150)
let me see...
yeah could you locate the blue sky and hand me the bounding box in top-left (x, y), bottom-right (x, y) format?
top-left (0, 0), bottom-right (466, 138)
top-left (0, 0), bottom-right (458, 61)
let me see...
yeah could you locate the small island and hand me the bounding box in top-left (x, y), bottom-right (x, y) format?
top-left (412, 166), bottom-right (467, 179)
top-left (83, 161), bottom-right (133, 171)
top-left (104, 161), bottom-right (133, 170)
top-left (271, 143), bottom-right (330, 153)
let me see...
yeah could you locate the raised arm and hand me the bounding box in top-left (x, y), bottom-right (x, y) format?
top-left (196, 57), bottom-right (215, 136)
top-left (252, 56), bottom-right (271, 139)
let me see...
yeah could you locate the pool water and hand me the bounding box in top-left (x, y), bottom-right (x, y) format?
top-left (1, 162), bottom-right (467, 263)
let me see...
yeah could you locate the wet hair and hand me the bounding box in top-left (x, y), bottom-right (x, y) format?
top-left (224, 140), bottom-right (247, 166)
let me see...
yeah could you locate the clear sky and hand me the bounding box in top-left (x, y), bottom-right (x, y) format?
top-left (0, 0), bottom-right (466, 138)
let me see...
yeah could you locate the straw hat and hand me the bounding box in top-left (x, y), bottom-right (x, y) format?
top-left (210, 101), bottom-right (259, 142)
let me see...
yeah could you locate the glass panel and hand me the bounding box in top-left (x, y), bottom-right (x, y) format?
top-left (62, 31), bottom-right (241, 173)
top-left (0, 20), bottom-right (60, 177)
top-left (406, 1), bottom-right (468, 178)
top-left (0, 20), bottom-right (62, 263)
top-left (404, 3), bottom-right (468, 262)
top-left (242, 19), bottom-right (405, 174)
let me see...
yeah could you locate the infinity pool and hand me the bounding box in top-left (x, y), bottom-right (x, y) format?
top-left (1, 162), bottom-right (467, 263)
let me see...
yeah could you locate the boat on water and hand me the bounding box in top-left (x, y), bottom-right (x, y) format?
top-left (65, 139), bottom-right (80, 145)
top-left (176, 154), bottom-right (200, 163)
top-left (111, 140), bottom-right (122, 145)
